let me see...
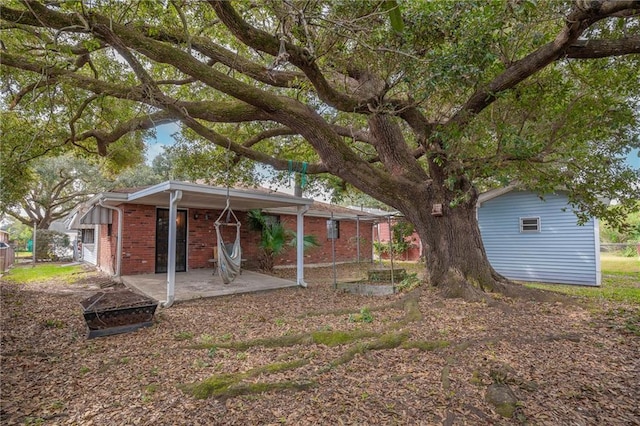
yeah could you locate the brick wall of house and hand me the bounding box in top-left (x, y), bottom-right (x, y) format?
top-left (276, 215), bottom-right (374, 266)
top-left (115, 203), bottom-right (374, 276)
top-left (187, 209), bottom-right (263, 270)
top-left (120, 204), bottom-right (157, 275)
top-left (374, 221), bottom-right (422, 261)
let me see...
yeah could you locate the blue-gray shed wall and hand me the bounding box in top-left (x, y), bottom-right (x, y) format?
top-left (477, 190), bottom-right (600, 286)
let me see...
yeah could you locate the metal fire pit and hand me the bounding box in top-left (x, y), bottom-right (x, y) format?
top-left (80, 290), bottom-right (158, 339)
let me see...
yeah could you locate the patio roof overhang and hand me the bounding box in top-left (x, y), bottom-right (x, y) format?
top-left (264, 205), bottom-right (384, 221)
top-left (99, 181), bottom-right (313, 210)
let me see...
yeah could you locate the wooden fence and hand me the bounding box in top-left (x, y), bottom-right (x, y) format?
top-left (0, 245), bottom-right (16, 273)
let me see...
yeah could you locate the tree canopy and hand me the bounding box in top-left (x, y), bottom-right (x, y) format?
top-left (1, 151), bottom-right (174, 229)
top-left (2, 0), bottom-right (639, 297)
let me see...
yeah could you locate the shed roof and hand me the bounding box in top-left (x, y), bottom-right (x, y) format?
top-left (476, 184), bottom-right (520, 207)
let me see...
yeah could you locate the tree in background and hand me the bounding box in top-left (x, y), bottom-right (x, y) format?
top-left (114, 163), bottom-right (164, 189)
top-left (4, 155), bottom-right (110, 229)
top-left (3, 153), bottom-right (165, 230)
top-left (0, 219), bottom-right (33, 251)
top-left (600, 202), bottom-right (640, 256)
top-left (2, 1), bottom-right (639, 300)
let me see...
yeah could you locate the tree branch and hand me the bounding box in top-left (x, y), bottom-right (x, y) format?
top-left (145, 26), bottom-right (305, 89)
top-left (450, 0), bottom-right (640, 129)
top-left (565, 36), bottom-right (640, 58)
top-left (179, 115), bottom-right (328, 174)
top-left (208, 0), bottom-right (371, 112)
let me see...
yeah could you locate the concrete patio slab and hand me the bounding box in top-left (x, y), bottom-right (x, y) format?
top-left (121, 268), bottom-right (298, 303)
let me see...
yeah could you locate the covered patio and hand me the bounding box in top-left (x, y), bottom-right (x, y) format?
top-left (75, 180), bottom-right (314, 307)
top-left (122, 268), bottom-right (298, 302)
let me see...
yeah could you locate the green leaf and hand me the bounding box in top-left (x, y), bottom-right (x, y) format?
top-left (382, 1), bottom-right (404, 33)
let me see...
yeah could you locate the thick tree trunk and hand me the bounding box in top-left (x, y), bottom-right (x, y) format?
top-left (397, 186), bottom-right (508, 301)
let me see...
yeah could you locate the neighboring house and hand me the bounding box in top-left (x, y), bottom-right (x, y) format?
top-left (64, 207), bottom-right (100, 264)
top-left (477, 187), bottom-right (602, 286)
top-left (374, 217), bottom-right (422, 262)
top-left (66, 181), bottom-right (376, 279)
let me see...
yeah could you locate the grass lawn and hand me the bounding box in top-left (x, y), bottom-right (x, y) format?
top-left (601, 252), bottom-right (640, 276)
top-left (2, 263), bottom-right (88, 284)
top-left (14, 251), bottom-right (32, 259)
top-left (525, 253), bottom-right (640, 305)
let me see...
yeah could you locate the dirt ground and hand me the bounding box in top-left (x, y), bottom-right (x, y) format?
top-left (1, 264), bottom-right (639, 425)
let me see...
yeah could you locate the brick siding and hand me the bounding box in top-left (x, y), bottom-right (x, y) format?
top-left (109, 203), bottom-right (373, 276)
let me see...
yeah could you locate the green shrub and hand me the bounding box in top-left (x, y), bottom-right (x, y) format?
top-left (396, 273), bottom-right (422, 292)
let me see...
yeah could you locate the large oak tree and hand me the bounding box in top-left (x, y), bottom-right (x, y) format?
top-left (2, 0), bottom-right (639, 299)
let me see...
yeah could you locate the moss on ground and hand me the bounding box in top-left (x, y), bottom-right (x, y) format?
top-left (402, 340), bottom-right (450, 351)
top-left (330, 332), bottom-right (410, 368)
top-left (181, 359), bottom-right (312, 399)
top-left (182, 287), bottom-right (433, 399)
top-left (311, 329), bottom-right (378, 346)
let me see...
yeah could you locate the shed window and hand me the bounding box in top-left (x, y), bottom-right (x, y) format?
top-left (82, 229), bottom-right (95, 244)
top-left (520, 217), bottom-right (540, 233)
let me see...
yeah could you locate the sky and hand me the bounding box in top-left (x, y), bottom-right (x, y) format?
top-left (145, 123), bottom-right (181, 164)
top-left (627, 148), bottom-right (640, 170)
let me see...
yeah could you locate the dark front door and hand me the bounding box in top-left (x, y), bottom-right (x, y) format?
top-left (155, 208), bottom-right (187, 273)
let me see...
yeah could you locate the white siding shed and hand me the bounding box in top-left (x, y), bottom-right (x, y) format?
top-left (477, 189), bottom-right (601, 286)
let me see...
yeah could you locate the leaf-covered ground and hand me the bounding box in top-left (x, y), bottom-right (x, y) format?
top-left (1, 264), bottom-right (639, 425)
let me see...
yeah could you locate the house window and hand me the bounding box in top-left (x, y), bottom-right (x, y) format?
top-left (107, 223), bottom-right (113, 237)
top-left (520, 217), bottom-right (541, 233)
top-left (327, 220), bottom-right (340, 239)
top-left (264, 215), bottom-right (280, 227)
top-left (82, 228), bottom-right (95, 244)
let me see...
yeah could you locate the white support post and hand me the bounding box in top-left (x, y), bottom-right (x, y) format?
top-left (296, 205), bottom-right (309, 287)
top-left (356, 216), bottom-right (360, 263)
top-left (164, 190), bottom-right (182, 307)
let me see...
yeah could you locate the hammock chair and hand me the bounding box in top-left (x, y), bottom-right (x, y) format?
top-left (214, 201), bottom-right (242, 284)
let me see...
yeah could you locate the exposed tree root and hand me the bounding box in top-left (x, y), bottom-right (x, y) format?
top-left (180, 359), bottom-right (312, 399)
top-left (181, 289), bottom-right (443, 399)
top-left (182, 274), bottom-right (578, 402)
top-left (435, 268), bottom-right (574, 305)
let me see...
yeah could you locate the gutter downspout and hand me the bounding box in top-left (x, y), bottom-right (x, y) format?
top-left (163, 190), bottom-right (182, 308)
top-left (99, 200), bottom-right (123, 278)
top-left (296, 205), bottom-right (309, 288)
top-left (356, 216), bottom-right (360, 263)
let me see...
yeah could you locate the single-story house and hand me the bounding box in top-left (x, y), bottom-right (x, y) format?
top-left (66, 181), bottom-right (377, 304)
top-left (477, 186), bottom-right (602, 286)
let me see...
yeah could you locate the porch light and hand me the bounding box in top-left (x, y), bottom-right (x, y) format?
top-left (193, 213), bottom-right (199, 220)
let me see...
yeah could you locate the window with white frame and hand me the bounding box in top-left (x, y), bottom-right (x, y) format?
top-left (82, 228), bottom-right (95, 244)
top-left (520, 217), bottom-right (541, 233)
